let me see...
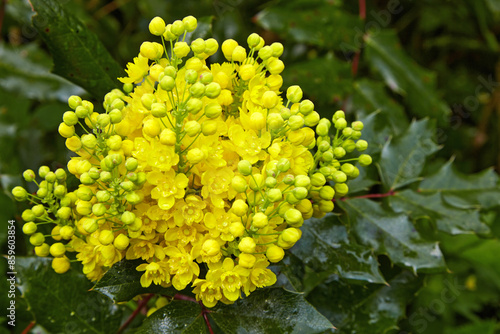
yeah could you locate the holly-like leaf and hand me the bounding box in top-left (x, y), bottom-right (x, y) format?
top-left (419, 159), bottom-right (500, 209)
top-left (283, 55), bottom-right (352, 108)
top-left (340, 199), bottom-right (446, 273)
top-left (135, 301), bottom-right (207, 334)
top-left (16, 257), bottom-right (123, 333)
top-left (390, 190), bottom-right (490, 235)
top-left (93, 259), bottom-right (178, 303)
top-left (256, 0), bottom-right (362, 52)
top-left (290, 213), bottom-right (386, 284)
top-left (0, 42), bottom-right (84, 102)
top-left (378, 119), bottom-right (440, 190)
top-left (210, 288), bottom-right (334, 333)
top-left (351, 79), bottom-right (409, 137)
top-left (365, 30), bottom-right (451, 125)
top-left (29, 0), bottom-right (124, 99)
top-left (308, 271), bottom-right (422, 334)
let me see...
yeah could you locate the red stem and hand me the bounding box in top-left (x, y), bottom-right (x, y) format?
top-left (0, 0), bottom-right (6, 41)
top-left (359, 0), bottom-right (366, 20)
top-left (174, 294), bottom-right (213, 333)
top-left (333, 189), bottom-right (397, 202)
top-left (352, 0), bottom-right (366, 76)
top-left (174, 293), bottom-right (197, 303)
top-left (117, 294), bottom-right (154, 334)
top-left (21, 321), bottom-right (36, 334)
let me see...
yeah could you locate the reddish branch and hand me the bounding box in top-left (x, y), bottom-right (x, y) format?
top-left (333, 189), bottom-right (397, 202)
top-left (117, 294), bottom-right (154, 334)
top-left (174, 294), bottom-right (213, 334)
top-left (352, 0), bottom-right (367, 77)
top-left (21, 321), bottom-right (36, 334)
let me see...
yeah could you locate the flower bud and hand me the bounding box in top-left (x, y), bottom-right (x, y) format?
top-left (356, 140), bottom-right (368, 152)
top-left (286, 85), bottom-right (303, 104)
top-left (201, 120), bottom-right (217, 136)
top-left (352, 121), bottom-right (364, 131)
top-left (334, 183), bottom-right (349, 197)
top-left (335, 118), bottom-right (347, 130)
top-left (149, 16), bottom-right (166, 36)
top-left (237, 160), bottom-right (253, 176)
top-left (121, 211), bottom-right (136, 225)
top-left (284, 208), bottom-right (303, 227)
top-left (222, 39), bottom-right (238, 61)
top-left (250, 112), bottom-right (266, 130)
top-left (57, 207), bottom-right (71, 220)
top-left (204, 38), bottom-right (219, 55)
top-left (186, 98), bottom-right (203, 115)
top-left (304, 111), bottom-right (320, 127)
top-left (266, 58), bottom-right (284, 75)
top-left (160, 128), bottom-right (177, 145)
top-left (277, 158), bottom-right (290, 172)
top-left (281, 228), bottom-right (301, 244)
top-left (252, 212), bottom-right (268, 228)
top-left (151, 103), bottom-right (168, 118)
top-left (50, 243), bottom-right (66, 257)
top-left (229, 222), bottom-right (245, 238)
top-left (231, 46), bottom-right (246, 62)
top-left (12, 186), bottom-right (28, 201)
top-left (271, 42), bottom-right (284, 57)
top-left (238, 237), bottom-right (256, 253)
top-left (267, 113), bottom-right (284, 130)
top-left (247, 33), bottom-right (261, 48)
top-left (35, 243), bottom-right (50, 257)
top-left (267, 188), bottom-right (282, 202)
top-left (334, 147), bottom-right (346, 158)
top-left (319, 186), bottom-right (335, 201)
top-left (82, 218), bottom-right (98, 234)
top-left (60, 225), bottom-right (74, 240)
top-left (232, 199), bottom-right (248, 217)
top-left (30, 232), bottom-right (45, 246)
top-left (187, 148), bottom-right (204, 164)
top-left (22, 222), bottom-right (37, 235)
top-left (171, 20), bottom-right (185, 36)
top-left (319, 200), bottom-right (334, 213)
top-left (359, 154), bottom-right (372, 166)
top-left (160, 76), bottom-right (175, 91)
top-left (68, 95), bottom-right (82, 110)
top-left (311, 173), bottom-right (326, 187)
top-left (231, 176), bottom-right (248, 193)
top-left (205, 82), bottom-right (222, 98)
top-left (52, 257), bottom-right (70, 274)
top-left (190, 38), bottom-right (206, 54)
top-left (293, 187), bottom-right (308, 200)
top-left (99, 230), bottom-right (114, 245)
top-left (265, 176), bottom-right (277, 188)
top-left (266, 245), bottom-right (285, 263)
top-left (316, 122), bottom-right (330, 137)
top-left (76, 200), bottom-right (92, 215)
top-left (114, 234), bottom-right (130, 250)
top-left (258, 46), bottom-right (273, 60)
top-left (140, 41), bottom-right (163, 59)
top-left (262, 90), bottom-right (278, 109)
top-left (183, 16), bottom-right (197, 32)
top-left (143, 119), bottom-right (161, 137)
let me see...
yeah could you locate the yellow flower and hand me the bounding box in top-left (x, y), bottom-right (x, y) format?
top-left (119, 56), bottom-right (150, 84)
top-left (192, 279), bottom-right (222, 307)
top-left (227, 124), bottom-right (271, 164)
top-left (201, 167), bottom-right (235, 208)
top-left (137, 261), bottom-right (170, 287)
top-left (164, 246), bottom-right (200, 290)
top-left (148, 170), bottom-right (188, 210)
top-left (173, 195), bottom-right (206, 226)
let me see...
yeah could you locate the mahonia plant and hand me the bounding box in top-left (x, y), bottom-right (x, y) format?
top-left (12, 15), bottom-right (372, 308)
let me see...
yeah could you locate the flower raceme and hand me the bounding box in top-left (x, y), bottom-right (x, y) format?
top-left (12, 15), bottom-right (372, 307)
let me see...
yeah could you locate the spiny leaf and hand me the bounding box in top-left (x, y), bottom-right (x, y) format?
top-left (93, 259), bottom-right (179, 303)
top-left (419, 159), bottom-right (500, 209)
top-left (351, 79), bottom-right (409, 137)
top-left (339, 198), bottom-right (446, 273)
top-left (30, 0), bottom-right (124, 99)
top-left (16, 257), bottom-right (123, 333)
top-left (365, 30), bottom-right (451, 125)
top-left (390, 190), bottom-right (490, 235)
top-left (135, 301), bottom-right (207, 334)
top-left (290, 213), bottom-right (386, 284)
top-left (308, 271), bottom-right (423, 334)
top-left (210, 288), bottom-right (334, 334)
top-left (378, 119), bottom-right (440, 190)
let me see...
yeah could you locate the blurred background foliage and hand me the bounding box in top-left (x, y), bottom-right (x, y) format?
top-left (1, 0), bottom-right (500, 333)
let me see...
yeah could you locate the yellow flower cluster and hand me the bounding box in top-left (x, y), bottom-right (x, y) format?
top-left (13, 15), bottom-right (371, 307)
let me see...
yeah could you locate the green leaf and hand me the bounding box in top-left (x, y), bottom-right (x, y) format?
top-left (378, 119), bottom-right (440, 190)
top-left (365, 30), bottom-right (451, 125)
top-left (16, 257), bottom-right (123, 333)
top-left (283, 55), bottom-right (352, 108)
top-left (351, 79), bottom-right (409, 137)
top-left (308, 271), bottom-right (422, 334)
top-left (210, 288), bottom-right (334, 333)
top-left (30, 0), bottom-right (124, 99)
top-left (93, 259), bottom-right (178, 303)
top-left (445, 320), bottom-right (497, 334)
top-left (340, 199), bottom-right (446, 273)
top-left (135, 301), bottom-right (207, 334)
top-left (390, 190), bottom-right (490, 235)
top-left (291, 213), bottom-right (386, 284)
top-left (256, 0), bottom-right (362, 52)
top-left (0, 42), bottom-right (84, 102)
top-left (419, 159), bottom-right (500, 209)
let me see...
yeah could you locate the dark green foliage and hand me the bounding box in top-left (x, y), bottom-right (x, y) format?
top-left (2, 0), bottom-right (500, 333)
